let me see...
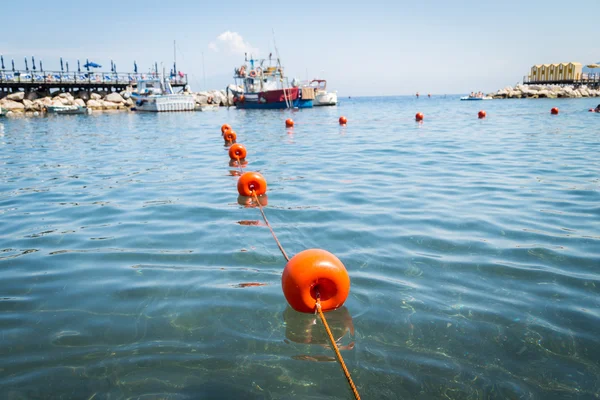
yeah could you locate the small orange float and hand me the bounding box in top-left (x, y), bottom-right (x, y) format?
top-left (237, 171), bottom-right (267, 196)
top-left (339, 116), bottom-right (348, 125)
top-left (415, 112), bottom-right (424, 121)
top-left (224, 130), bottom-right (237, 144)
top-left (285, 118), bottom-right (294, 127)
top-left (551, 107), bottom-right (559, 115)
top-left (282, 249), bottom-right (350, 313)
top-left (478, 110), bottom-right (486, 119)
top-left (228, 143), bottom-right (247, 161)
top-left (221, 124), bottom-right (232, 134)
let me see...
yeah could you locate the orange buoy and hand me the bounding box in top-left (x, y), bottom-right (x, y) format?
top-left (339, 116), bottom-right (348, 125)
top-left (237, 171), bottom-right (267, 196)
top-left (478, 110), bottom-right (486, 119)
top-left (221, 124), bottom-right (232, 135)
top-left (282, 249), bottom-right (350, 314)
top-left (551, 107), bottom-right (559, 115)
top-left (228, 143), bottom-right (247, 161)
top-left (415, 112), bottom-right (424, 121)
top-left (224, 130), bottom-right (237, 144)
top-left (285, 118), bottom-right (294, 127)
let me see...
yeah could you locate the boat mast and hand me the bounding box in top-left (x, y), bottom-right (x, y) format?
top-left (272, 29), bottom-right (290, 109)
top-left (173, 40), bottom-right (177, 76)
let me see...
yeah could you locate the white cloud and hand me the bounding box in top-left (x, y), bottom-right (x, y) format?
top-left (208, 31), bottom-right (258, 56)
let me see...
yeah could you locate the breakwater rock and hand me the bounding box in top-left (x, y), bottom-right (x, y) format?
top-left (488, 84), bottom-right (600, 99)
top-left (0, 88), bottom-right (234, 115)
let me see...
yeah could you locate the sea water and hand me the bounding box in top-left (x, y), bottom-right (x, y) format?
top-left (0, 96), bottom-right (598, 399)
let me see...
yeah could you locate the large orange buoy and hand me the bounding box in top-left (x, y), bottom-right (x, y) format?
top-left (415, 112), bottom-right (424, 121)
top-left (551, 107), bottom-right (559, 115)
top-left (221, 124), bottom-right (232, 134)
top-left (285, 118), bottom-right (294, 127)
top-left (478, 110), bottom-right (486, 119)
top-left (339, 116), bottom-right (348, 125)
top-left (282, 249), bottom-right (350, 313)
top-left (228, 143), bottom-right (247, 161)
top-left (237, 171), bottom-right (267, 196)
top-left (224, 130), bottom-right (237, 144)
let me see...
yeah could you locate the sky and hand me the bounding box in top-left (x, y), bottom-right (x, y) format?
top-left (1, 0), bottom-right (597, 96)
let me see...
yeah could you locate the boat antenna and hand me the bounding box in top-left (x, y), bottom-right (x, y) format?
top-left (173, 39), bottom-right (177, 75)
top-left (272, 29), bottom-right (282, 70)
top-left (202, 52), bottom-right (206, 91)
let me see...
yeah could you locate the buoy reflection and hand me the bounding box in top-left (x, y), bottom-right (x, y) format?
top-left (283, 305), bottom-right (354, 360)
top-left (237, 194), bottom-right (268, 208)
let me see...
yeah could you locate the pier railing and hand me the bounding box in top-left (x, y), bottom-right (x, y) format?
top-left (523, 73), bottom-right (600, 86)
top-left (0, 70), bottom-right (188, 86)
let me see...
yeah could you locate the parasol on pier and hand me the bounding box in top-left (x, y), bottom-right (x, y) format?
top-left (134, 61), bottom-right (138, 73)
top-left (110, 60), bottom-right (114, 72)
top-left (77, 59), bottom-right (81, 73)
top-left (1, 54), bottom-right (4, 70)
top-left (113, 63), bottom-right (116, 73)
top-left (66, 61), bottom-right (69, 73)
top-left (32, 56), bottom-right (36, 71)
top-left (586, 64), bottom-right (600, 69)
top-left (83, 59), bottom-right (102, 71)
top-left (12, 59), bottom-right (15, 71)
top-left (60, 57), bottom-right (64, 72)
top-left (39, 60), bottom-right (43, 72)
top-left (24, 57), bottom-right (29, 71)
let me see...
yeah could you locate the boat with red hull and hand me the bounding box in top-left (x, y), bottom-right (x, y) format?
top-left (229, 56), bottom-right (314, 109)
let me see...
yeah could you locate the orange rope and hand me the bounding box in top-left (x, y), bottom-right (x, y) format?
top-left (235, 156), bottom-right (244, 175)
top-left (252, 191), bottom-right (290, 262)
top-left (316, 294), bottom-right (361, 400)
top-left (244, 168), bottom-right (360, 398)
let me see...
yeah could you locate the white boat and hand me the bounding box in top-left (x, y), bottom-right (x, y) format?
top-left (46, 105), bottom-right (90, 114)
top-left (195, 104), bottom-right (219, 112)
top-left (131, 78), bottom-right (195, 112)
top-left (309, 79), bottom-right (337, 106)
top-left (460, 95), bottom-right (492, 101)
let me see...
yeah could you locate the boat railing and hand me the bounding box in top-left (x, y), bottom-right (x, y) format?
top-left (0, 70), bottom-right (188, 86)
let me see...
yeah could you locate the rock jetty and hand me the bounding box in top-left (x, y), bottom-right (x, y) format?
top-left (0, 88), bottom-right (234, 115)
top-left (488, 84), bottom-right (600, 99)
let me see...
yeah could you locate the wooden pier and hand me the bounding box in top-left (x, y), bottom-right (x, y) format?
top-left (523, 74), bottom-right (600, 89)
top-left (0, 70), bottom-right (188, 94)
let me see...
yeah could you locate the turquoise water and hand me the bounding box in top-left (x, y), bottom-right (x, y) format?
top-left (1, 97), bottom-right (599, 399)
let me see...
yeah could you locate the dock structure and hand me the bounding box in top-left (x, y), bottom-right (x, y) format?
top-left (523, 75), bottom-right (600, 88)
top-left (523, 62), bottom-right (600, 88)
top-left (0, 70), bottom-right (188, 94)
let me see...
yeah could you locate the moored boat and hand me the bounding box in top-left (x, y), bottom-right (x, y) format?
top-left (460, 96), bottom-right (492, 101)
top-left (46, 105), bottom-right (90, 114)
top-left (131, 78), bottom-right (195, 112)
top-left (231, 57), bottom-right (313, 109)
top-left (309, 79), bottom-right (337, 106)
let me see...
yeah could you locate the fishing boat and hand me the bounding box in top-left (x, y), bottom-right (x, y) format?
top-left (309, 79), bottom-right (337, 106)
top-left (46, 105), bottom-right (90, 115)
top-left (230, 56), bottom-right (314, 109)
top-left (131, 77), bottom-right (195, 112)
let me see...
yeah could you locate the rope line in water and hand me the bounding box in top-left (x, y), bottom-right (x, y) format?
top-left (251, 190), bottom-right (290, 262)
top-left (316, 294), bottom-right (361, 400)
top-left (236, 146), bottom-right (360, 398)
top-left (235, 156), bottom-right (244, 175)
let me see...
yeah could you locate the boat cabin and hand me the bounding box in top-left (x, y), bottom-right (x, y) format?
top-left (233, 57), bottom-right (289, 94)
top-left (136, 78), bottom-right (174, 95)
